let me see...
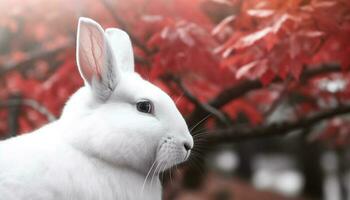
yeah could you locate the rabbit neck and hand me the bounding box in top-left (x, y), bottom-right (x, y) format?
top-left (50, 118), bottom-right (162, 200)
top-left (89, 157), bottom-right (162, 200)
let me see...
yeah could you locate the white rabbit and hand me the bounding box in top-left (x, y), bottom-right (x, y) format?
top-left (0, 17), bottom-right (193, 200)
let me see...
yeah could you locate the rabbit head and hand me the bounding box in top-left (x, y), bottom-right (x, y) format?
top-left (61, 18), bottom-right (193, 174)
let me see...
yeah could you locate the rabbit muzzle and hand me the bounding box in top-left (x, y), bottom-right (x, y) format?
top-left (154, 132), bottom-right (193, 171)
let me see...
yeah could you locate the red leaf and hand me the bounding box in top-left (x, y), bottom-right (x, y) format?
top-left (234, 27), bottom-right (273, 49)
top-left (247, 9), bottom-right (274, 18)
top-left (212, 15), bottom-right (236, 36)
top-left (235, 60), bottom-right (259, 79)
top-left (260, 69), bottom-right (275, 86)
top-left (289, 61), bottom-right (303, 80)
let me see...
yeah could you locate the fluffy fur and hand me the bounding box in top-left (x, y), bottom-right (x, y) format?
top-left (0, 18), bottom-right (193, 200)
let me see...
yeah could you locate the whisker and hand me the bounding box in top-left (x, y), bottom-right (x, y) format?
top-left (161, 164), bottom-right (166, 184)
top-left (194, 126), bottom-right (240, 135)
top-left (192, 131), bottom-right (210, 138)
top-left (191, 127), bottom-right (208, 135)
top-left (187, 154), bottom-right (206, 176)
top-left (150, 159), bottom-right (164, 189)
top-left (193, 140), bottom-right (212, 147)
top-left (189, 114), bottom-right (211, 132)
top-left (141, 159), bottom-right (158, 195)
top-left (189, 150), bottom-right (205, 161)
top-left (175, 92), bottom-right (185, 105)
top-left (192, 144), bottom-right (213, 153)
top-left (158, 161), bottom-right (167, 185)
top-left (193, 140), bottom-right (211, 146)
top-left (175, 161), bottom-right (180, 175)
top-left (192, 132), bottom-right (210, 140)
top-left (191, 149), bottom-right (206, 157)
top-left (169, 164), bottom-right (174, 185)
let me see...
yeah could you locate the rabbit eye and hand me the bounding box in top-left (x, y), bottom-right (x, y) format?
top-left (136, 100), bottom-right (153, 114)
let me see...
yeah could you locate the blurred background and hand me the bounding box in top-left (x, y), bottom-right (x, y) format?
top-left (0, 0), bottom-right (350, 199)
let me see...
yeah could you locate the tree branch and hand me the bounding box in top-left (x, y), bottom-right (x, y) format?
top-left (263, 79), bottom-right (290, 118)
top-left (204, 104), bottom-right (350, 144)
top-left (22, 99), bottom-right (57, 122)
top-left (188, 63), bottom-right (343, 126)
top-left (0, 98), bottom-right (57, 122)
top-left (0, 40), bottom-right (149, 79)
top-left (0, 43), bottom-right (72, 77)
top-left (7, 95), bottom-right (21, 137)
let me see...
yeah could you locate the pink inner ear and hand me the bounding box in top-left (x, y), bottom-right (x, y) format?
top-left (78, 23), bottom-right (106, 83)
top-left (79, 47), bottom-right (94, 81)
top-left (88, 30), bottom-right (103, 79)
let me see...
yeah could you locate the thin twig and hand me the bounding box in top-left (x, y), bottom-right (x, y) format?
top-left (169, 75), bottom-right (231, 126)
top-left (135, 55), bottom-right (151, 66)
top-left (22, 99), bottom-right (57, 122)
top-left (101, 0), bottom-right (151, 55)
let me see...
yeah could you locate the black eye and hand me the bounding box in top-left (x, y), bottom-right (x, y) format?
top-left (136, 100), bottom-right (153, 114)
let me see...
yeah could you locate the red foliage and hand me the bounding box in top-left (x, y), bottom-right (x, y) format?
top-left (0, 0), bottom-right (350, 145)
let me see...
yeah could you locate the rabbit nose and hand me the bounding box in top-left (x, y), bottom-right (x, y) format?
top-left (184, 142), bottom-right (192, 151)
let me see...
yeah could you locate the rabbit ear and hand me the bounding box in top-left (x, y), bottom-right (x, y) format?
top-left (105, 28), bottom-right (135, 72)
top-left (76, 17), bottom-right (119, 101)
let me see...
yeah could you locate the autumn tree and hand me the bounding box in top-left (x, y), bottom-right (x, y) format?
top-left (1, 0), bottom-right (350, 198)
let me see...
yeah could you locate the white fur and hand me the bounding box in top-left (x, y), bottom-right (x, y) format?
top-left (0, 17), bottom-right (193, 200)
